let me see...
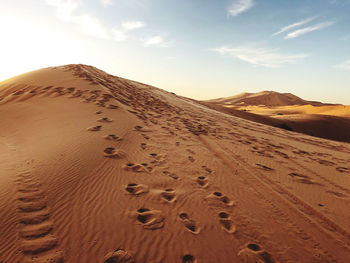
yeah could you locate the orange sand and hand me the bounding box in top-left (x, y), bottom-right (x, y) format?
top-left (1, 65), bottom-right (350, 262)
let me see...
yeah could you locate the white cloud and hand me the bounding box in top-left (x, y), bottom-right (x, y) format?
top-left (336, 60), bottom-right (350, 70)
top-left (142, 35), bottom-right (170, 47)
top-left (45, 1), bottom-right (169, 47)
top-left (112, 29), bottom-right (127, 41)
top-left (101, 0), bottom-right (112, 6)
top-left (74, 14), bottom-right (110, 39)
top-left (213, 46), bottom-right (309, 68)
top-left (272, 17), bottom-right (316, 36)
top-left (285, 21), bottom-right (334, 39)
top-left (122, 21), bottom-right (146, 30)
top-left (45, 0), bottom-right (127, 41)
top-left (46, 0), bottom-right (80, 21)
top-left (228, 0), bottom-right (254, 16)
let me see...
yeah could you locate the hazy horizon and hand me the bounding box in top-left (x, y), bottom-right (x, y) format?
top-left (1, 0), bottom-right (350, 104)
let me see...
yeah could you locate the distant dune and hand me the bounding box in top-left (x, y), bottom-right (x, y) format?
top-left (204, 91), bottom-right (350, 143)
top-left (207, 90), bottom-right (327, 107)
top-left (1, 65), bottom-right (350, 263)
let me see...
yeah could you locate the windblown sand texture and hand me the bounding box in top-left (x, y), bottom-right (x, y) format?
top-left (1, 65), bottom-right (350, 262)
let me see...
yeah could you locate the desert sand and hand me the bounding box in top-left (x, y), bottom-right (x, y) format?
top-left (1, 65), bottom-right (350, 263)
top-left (205, 92), bottom-right (350, 143)
top-left (206, 91), bottom-right (327, 107)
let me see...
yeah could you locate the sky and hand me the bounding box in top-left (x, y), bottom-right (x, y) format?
top-left (0, 0), bottom-right (350, 104)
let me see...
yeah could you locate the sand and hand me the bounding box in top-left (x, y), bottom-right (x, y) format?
top-left (232, 104), bottom-right (350, 117)
top-left (1, 65), bottom-right (350, 262)
top-left (206, 91), bottom-right (326, 107)
top-left (204, 92), bottom-right (350, 143)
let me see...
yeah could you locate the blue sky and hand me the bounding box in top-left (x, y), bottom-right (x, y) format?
top-left (1, 0), bottom-right (350, 103)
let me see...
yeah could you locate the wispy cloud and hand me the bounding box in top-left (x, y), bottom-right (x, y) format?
top-left (336, 60), bottom-right (350, 70)
top-left (112, 29), bottom-right (127, 41)
top-left (213, 46), bottom-right (309, 68)
top-left (122, 21), bottom-right (146, 30)
top-left (46, 0), bottom-right (113, 39)
top-left (228, 0), bottom-right (254, 16)
top-left (45, 0), bottom-right (156, 44)
top-left (46, 0), bottom-right (80, 22)
top-left (142, 35), bottom-right (170, 47)
top-left (101, 0), bottom-right (113, 6)
top-left (272, 17), bottom-right (316, 36)
top-left (285, 21), bottom-right (334, 39)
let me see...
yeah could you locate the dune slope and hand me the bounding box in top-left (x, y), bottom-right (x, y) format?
top-left (1, 65), bottom-right (350, 263)
top-left (201, 102), bottom-right (350, 143)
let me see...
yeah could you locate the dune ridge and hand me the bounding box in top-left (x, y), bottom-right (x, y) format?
top-left (1, 65), bottom-right (350, 262)
top-left (206, 90), bottom-right (328, 107)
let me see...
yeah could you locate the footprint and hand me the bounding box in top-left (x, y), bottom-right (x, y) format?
top-left (21, 235), bottom-right (58, 254)
top-left (237, 243), bottom-right (275, 263)
top-left (206, 192), bottom-right (235, 206)
top-left (182, 254), bottom-right (196, 263)
top-left (106, 104), bottom-right (119, 109)
top-left (187, 149), bottom-right (196, 155)
top-left (104, 147), bottom-right (125, 158)
top-left (326, 190), bottom-right (347, 198)
top-left (274, 150), bottom-right (289, 159)
top-left (17, 190), bottom-right (44, 202)
top-left (16, 173), bottom-right (64, 262)
top-left (247, 244), bottom-right (261, 251)
top-left (124, 163), bottom-right (151, 173)
top-left (163, 171), bottom-right (178, 180)
top-left (104, 248), bottom-right (134, 263)
top-left (218, 212), bottom-right (236, 234)
top-left (160, 189), bottom-right (176, 203)
top-left (179, 212), bottom-right (200, 234)
top-left (125, 183), bottom-right (149, 195)
top-left (318, 159), bottom-right (335, 166)
top-left (202, 165), bottom-right (212, 174)
top-left (18, 200), bottom-right (47, 212)
top-left (104, 134), bottom-right (123, 141)
top-left (136, 208), bottom-right (165, 230)
top-left (196, 176), bottom-right (208, 188)
top-left (87, 125), bottom-right (102, 131)
top-left (20, 221), bottom-right (53, 239)
top-left (336, 167), bottom-right (350, 173)
top-left (134, 125), bottom-right (143, 131)
top-left (98, 117), bottom-right (113, 123)
top-left (288, 173), bottom-right (315, 184)
top-left (20, 209), bottom-right (50, 225)
top-left (188, 156), bottom-right (195, 163)
top-left (255, 164), bottom-right (274, 171)
top-left (142, 134), bottom-right (150, 140)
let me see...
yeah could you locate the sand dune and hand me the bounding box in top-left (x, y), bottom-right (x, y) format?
top-left (1, 65), bottom-right (350, 262)
top-left (207, 91), bottom-right (326, 107)
top-left (205, 92), bottom-right (350, 143)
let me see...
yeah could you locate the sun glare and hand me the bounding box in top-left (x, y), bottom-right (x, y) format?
top-left (0, 13), bottom-right (83, 81)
